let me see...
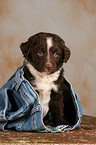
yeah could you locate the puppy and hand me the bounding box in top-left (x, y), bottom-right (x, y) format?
top-left (20, 32), bottom-right (70, 126)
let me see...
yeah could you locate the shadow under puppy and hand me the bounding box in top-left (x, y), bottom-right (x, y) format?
top-left (20, 32), bottom-right (71, 126)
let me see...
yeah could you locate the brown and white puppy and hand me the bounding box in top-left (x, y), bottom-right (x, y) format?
top-left (20, 32), bottom-right (70, 126)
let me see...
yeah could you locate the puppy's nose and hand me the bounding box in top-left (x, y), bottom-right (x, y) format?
top-left (46, 62), bottom-right (53, 70)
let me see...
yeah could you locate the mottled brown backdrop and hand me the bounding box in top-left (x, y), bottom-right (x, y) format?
top-left (0, 0), bottom-right (96, 117)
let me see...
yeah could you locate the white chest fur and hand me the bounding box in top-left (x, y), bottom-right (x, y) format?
top-left (34, 73), bottom-right (59, 117)
top-left (25, 60), bottom-right (61, 117)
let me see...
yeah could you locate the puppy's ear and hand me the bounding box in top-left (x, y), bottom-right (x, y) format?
top-left (63, 46), bottom-right (71, 63)
top-left (20, 36), bottom-right (34, 58)
top-left (20, 41), bottom-right (29, 57)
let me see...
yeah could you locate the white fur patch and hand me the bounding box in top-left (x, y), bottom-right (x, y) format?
top-left (46, 37), bottom-right (53, 62)
top-left (24, 60), bottom-right (61, 118)
top-left (46, 37), bottom-right (53, 49)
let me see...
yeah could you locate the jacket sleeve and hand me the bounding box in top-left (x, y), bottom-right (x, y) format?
top-left (0, 74), bottom-right (38, 130)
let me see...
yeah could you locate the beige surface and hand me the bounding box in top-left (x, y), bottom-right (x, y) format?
top-left (0, 0), bottom-right (96, 117)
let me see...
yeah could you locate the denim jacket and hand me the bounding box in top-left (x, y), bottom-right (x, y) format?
top-left (0, 65), bottom-right (83, 132)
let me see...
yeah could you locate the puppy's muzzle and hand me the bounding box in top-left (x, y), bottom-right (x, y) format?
top-left (45, 62), bottom-right (53, 72)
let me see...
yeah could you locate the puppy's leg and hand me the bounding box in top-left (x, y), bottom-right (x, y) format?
top-left (49, 90), bottom-right (68, 125)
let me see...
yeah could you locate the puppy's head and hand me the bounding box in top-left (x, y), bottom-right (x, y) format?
top-left (20, 32), bottom-right (71, 74)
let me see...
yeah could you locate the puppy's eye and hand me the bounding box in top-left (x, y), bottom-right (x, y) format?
top-left (54, 52), bottom-right (58, 57)
top-left (37, 51), bottom-right (44, 56)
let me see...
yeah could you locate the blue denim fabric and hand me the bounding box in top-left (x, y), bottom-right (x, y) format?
top-left (0, 65), bottom-right (83, 132)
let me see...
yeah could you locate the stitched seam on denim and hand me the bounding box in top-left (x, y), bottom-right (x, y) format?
top-left (32, 115), bottom-right (36, 130)
top-left (3, 88), bottom-right (8, 120)
top-left (15, 78), bottom-right (23, 91)
top-left (17, 119), bottom-right (25, 131)
top-left (20, 87), bottom-right (31, 106)
top-left (0, 110), bottom-right (5, 119)
top-left (31, 105), bottom-right (41, 115)
top-left (68, 86), bottom-right (82, 131)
